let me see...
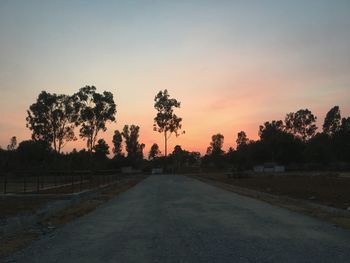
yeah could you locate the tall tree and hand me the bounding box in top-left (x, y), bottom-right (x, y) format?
top-left (340, 117), bottom-right (350, 132)
top-left (7, 136), bottom-right (17, 151)
top-left (153, 89), bottom-right (183, 157)
top-left (207, 133), bottom-right (225, 156)
top-left (112, 130), bottom-right (123, 156)
top-left (17, 140), bottom-right (51, 164)
top-left (122, 125), bottom-right (144, 161)
top-left (259, 120), bottom-right (302, 163)
top-left (26, 91), bottom-right (77, 153)
top-left (171, 145), bottom-right (185, 170)
top-left (93, 139), bottom-right (110, 159)
top-left (259, 120), bottom-right (284, 140)
top-left (73, 86), bottom-right (116, 152)
top-left (323, 106), bottom-right (341, 136)
top-left (137, 143), bottom-right (145, 160)
top-left (335, 117), bottom-right (350, 162)
top-left (284, 109), bottom-right (317, 141)
top-left (236, 131), bottom-right (248, 150)
top-left (149, 143), bottom-right (161, 160)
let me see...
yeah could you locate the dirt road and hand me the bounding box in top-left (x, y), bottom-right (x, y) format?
top-left (6, 175), bottom-right (350, 262)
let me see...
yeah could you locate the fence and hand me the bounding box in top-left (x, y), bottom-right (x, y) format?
top-left (0, 169), bottom-right (133, 194)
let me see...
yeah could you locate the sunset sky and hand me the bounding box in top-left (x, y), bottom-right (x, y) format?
top-left (0, 0), bottom-right (350, 155)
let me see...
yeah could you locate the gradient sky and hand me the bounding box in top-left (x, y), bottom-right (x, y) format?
top-left (0, 0), bottom-right (350, 155)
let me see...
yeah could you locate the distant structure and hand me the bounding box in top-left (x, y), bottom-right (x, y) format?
top-left (253, 163), bottom-right (285, 173)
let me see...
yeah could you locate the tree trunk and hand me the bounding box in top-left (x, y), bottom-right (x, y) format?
top-left (164, 131), bottom-right (167, 157)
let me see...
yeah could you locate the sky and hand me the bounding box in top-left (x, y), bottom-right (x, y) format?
top-left (0, 0), bottom-right (350, 156)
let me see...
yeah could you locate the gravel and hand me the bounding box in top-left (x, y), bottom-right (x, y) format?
top-left (6, 174), bottom-right (350, 263)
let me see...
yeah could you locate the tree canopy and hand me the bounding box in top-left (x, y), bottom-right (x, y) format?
top-left (93, 138), bottom-right (110, 159)
top-left (26, 91), bottom-right (77, 153)
top-left (149, 143), bottom-right (161, 160)
top-left (73, 86), bottom-right (116, 152)
top-left (207, 133), bottom-right (224, 156)
top-left (236, 131), bottom-right (248, 150)
top-left (285, 109), bottom-right (317, 141)
top-left (112, 130), bottom-right (123, 157)
top-left (122, 125), bottom-right (145, 162)
top-left (153, 89), bottom-right (183, 156)
top-left (323, 106), bottom-right (341, 136)
top-left (7, 136), bottom-right (17, 151)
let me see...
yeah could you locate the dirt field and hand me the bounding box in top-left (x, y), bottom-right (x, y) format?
top-left (197, 173), bottom-right (350, 210)
top-left (0, 174), bottom-right (141, 218)
top-left (0, 175), bottom-right (147, 260)
top-left (0, 196), bottom-right (59, 218)
top-left (0, 173), bottom-right (120, 194)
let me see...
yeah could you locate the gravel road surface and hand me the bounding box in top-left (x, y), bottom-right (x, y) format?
top-left (6, 175), bottom-right (350, 263)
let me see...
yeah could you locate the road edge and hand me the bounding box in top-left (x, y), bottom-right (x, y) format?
top-left (187, 174), bottom-right (350, 230)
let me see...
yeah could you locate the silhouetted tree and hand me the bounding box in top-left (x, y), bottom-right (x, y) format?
top-left (203, 134), bottom-right (226, 169)
top-left (303, 133), bottom-right (333, 164)
top-left (122, 125), bottom-right (144, 162)
top-left (259, 120), bottom-right (284, 140)
top-left (153, 89), bottom-right (183, 157)
top-left (259, 120), bottom-right (302, 163)
top-left (73, 86), bottom-right (116, 152)
top-left (93, 139), bottom-right (110, 159)
top-left (285, 109), bottom-right (317, 141)
top-left (66, 148), bottom-right (92, 170)
top-left (236, 131), bottom-right (248, 150)
top-left (340, 117), bottom-right (350, 133)
top-left (333, 117), bottom-right (350, 162)
top-left (26, 91), bottom-right (77, 153)
top-left (7, 136), bottom-right (17, 151)
top-left (17, 140), bottom-right (52, 164)
top-left (171, 145), bottom-right (185, 171)
top-left (323, 106), bottom-right (341, 136)
top-left (188, 151), bottom-right (201, 166)
top-left (207, 133), bottom-right (224, 156)
top-left (149, 143), bottom-right (161, 160)
top-left (138, 143), bottom-right (145, 160)
top-left (112, 130), bottom-right (123, 156)
top-left (169, 146), bottom-right (200, 171)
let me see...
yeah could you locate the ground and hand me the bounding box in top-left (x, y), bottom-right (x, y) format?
top-left (0, 175), bottom-right (146, 259)
top-left (5, 174), bottom-right (350, 263)
top-left (197, 172), bottom-right (350, 209)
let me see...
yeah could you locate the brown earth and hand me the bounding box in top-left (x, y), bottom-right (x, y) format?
top-left (0, 197), bottom-right (59, 218)
top-left (189, 173), bottom-right (350, 230)
top-left (197, 173), bottom-right (350, 210)
top-left (0, 175), bottom-right (147, 260)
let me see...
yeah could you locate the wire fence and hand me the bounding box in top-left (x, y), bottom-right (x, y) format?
top-left (0, 169), bottom-right (136, 194)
